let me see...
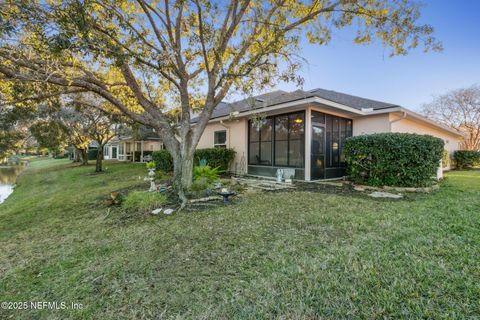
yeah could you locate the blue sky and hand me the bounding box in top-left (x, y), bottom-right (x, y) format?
top-left (272, 0), bottom-right (480, 111)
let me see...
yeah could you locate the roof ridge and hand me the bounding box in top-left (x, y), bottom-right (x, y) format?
top-left (309, 87), bottom-right (398, 107)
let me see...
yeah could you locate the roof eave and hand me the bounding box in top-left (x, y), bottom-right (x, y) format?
top-left (206, 96), bottom-right (367, 123)
top-left (398, 107), bottom-right (464, 138)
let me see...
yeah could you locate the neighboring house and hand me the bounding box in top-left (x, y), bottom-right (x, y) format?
top-left (104, 129), bottom-right (164, 162)
top-left (196, 88), bottom-right (463, 181)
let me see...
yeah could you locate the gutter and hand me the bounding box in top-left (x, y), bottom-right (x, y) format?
top-left (389, 110), bottom-right (407, 131)
top-left (396, 107), bottom-right (463, 138)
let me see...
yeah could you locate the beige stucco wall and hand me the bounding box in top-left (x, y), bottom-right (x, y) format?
top-left (197, 119), bottom-right (248, 174)
top-left (390, 116), bottom-right (460, 153)
top-left (125, 140), bottom-right (163, 152)
top-left (352, 114), bottom-right (391, 136)
top-left (352, 113), bottom-right (461, 154)
top-left (141, 140), bottom-right (163, 151)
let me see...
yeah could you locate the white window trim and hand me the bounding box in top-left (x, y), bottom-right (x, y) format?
top-left (213, 130), bottom-right (227, 148)
top-left (103, 145), bottom-right (110, 157)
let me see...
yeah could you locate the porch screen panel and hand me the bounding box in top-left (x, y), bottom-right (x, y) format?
top-left (249, 112), bottom-right (304, 168)
top-left (325, 114), bottom-right (353, 168)
top-left (274, 115), bottom-right (289, 166)
top-left (260, 119), bottom-right (273, 165)
top-left (288, 113), bottom-right (305, 167)
top-left (248, 119), bottom-right (272, 165)
top-left (248, 122), bottom-right (260, 164)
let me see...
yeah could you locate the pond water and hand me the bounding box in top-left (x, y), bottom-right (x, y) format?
top-left (0, 164), bottom-right (25, 204)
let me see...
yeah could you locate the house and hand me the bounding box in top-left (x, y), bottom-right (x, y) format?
top-left (196, 88), bottom-right (463, 181)
top-left (103, 128), bottom-right (164, 162)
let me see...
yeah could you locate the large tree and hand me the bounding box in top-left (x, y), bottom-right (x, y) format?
top-left (58, 98), bottom-right (120, 172)
top-left (29, 119), bottom-right (69, 157)
top-left (422, 85), bottom-right (480, 151)
top-left (0, 106), bottom-right (31, 160)
top-left (0, 0), bottom-right (441, 205)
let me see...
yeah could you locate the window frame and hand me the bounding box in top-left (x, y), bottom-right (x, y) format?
top-left (213, 130), bottom-right (227, 148)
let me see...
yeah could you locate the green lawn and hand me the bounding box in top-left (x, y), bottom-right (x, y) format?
top-left (0, 159), bottom-right (479, 319)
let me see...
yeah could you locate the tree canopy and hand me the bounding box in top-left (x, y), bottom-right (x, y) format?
top-left (0, 0), bottom-right (441, 203)
top-left (422, 85), bottom-right (480, 151)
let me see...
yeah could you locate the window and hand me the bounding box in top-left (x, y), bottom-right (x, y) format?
top-left (118, 144), bottom-right (125, 160)
top-left (248, 111), bottom-right (304, 168)
top-left (214, 130), bottom-right (227, 148)
top-left (103, 146), bottom-right (109, 157)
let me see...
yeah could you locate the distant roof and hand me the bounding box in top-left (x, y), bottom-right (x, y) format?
top-left (202, 88), bottom-right (399, 120)
top-left (109, 126), bottom-right (161, 143)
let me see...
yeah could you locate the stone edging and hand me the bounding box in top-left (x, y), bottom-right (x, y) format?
top-left (352, 184), bottom-right (439, 193)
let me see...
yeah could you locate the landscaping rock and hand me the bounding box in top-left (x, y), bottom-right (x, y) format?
top-left (354, 186), bottom-right (366, 192)
top-left (151, 208), bottom-right (162, 215)
top-left (368, 191), bottom-right (403, 199)
top-left (163, 208), bottom-right (174, 215)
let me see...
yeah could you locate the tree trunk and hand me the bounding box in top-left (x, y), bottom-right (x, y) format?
top-left (79, 148), bottom-right (88, 165)
top-left (172, 149), bottom-right (194, 207)
top-left (73, 148), bottom-right (80, 162)
top-left (95, 145), bottom-right (104, 172)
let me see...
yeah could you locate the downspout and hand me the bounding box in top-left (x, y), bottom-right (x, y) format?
top-left (389, 110), bottom-right (407, 131)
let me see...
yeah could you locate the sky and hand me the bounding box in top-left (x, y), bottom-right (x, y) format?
top-left (271, 0), bottom-right (480, 112)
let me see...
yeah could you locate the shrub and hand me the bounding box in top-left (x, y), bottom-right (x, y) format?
top-left (152, 148), bottom-right (236, 173)
top-left (122, 191), bottom-right (167, 213)
top-left (87, 148), bottom-right (98, 160)
top-left (453, 150), bottom-right (480, 169)
top-left (152, 150), bottom-right (173, 172)
top-left (193, 164), bottom-right (220, 184)
top-left (146, 161), bottom-right (156, 170)
top-left (442, 149), bottom-right (450, 168)
top-left (194, 148), bottom-right (236, 172)
top-left (190, 178), bottom-right (210, 192)
top-left (344, 133), bottom-right (444, 187)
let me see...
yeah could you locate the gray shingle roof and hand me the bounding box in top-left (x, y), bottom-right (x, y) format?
top-left (308, 88), bottom-right (398, 110)
top-left (205, 88), bottom-right (398, 120)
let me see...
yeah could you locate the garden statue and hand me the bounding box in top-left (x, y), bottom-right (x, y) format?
top-left (146, 161), bottom-right (156, 192)
top-left (276, 168), bottom-right (284, 183)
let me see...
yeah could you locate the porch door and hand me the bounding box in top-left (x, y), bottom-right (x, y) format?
top-left (111, 146), bottom-right (117, 159)
top-left (311, 114), bottom-right (326, 180)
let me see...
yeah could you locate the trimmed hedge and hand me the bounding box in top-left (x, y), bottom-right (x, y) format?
top-left (152, 150), bottom-right (173, 172)
top-left (152, 148), bottom-right (236, 172)
top-left (344, 133), bottom-right (444, 187)
top-left (453, 150), bottom-right (480, 169)
top-left (193, 148), bottom-right (236, 171)
top-left (442, 149), bottom-right (450, 168)
top-left (87, 148), bottom-right (98, 160)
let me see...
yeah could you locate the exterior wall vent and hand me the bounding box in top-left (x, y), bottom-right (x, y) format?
top-left (361, 108), bottom-right (374, 113)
